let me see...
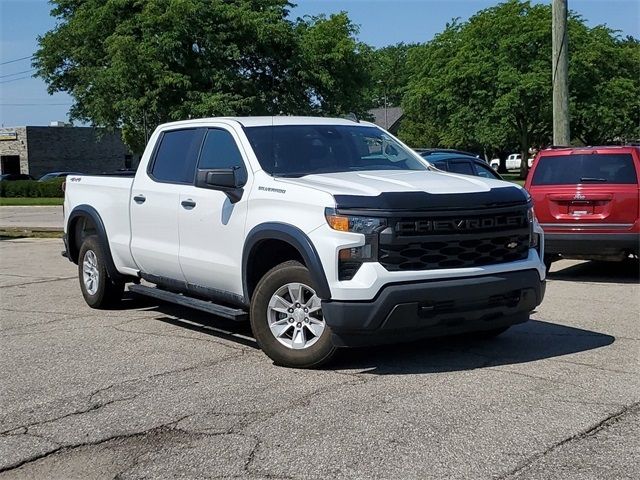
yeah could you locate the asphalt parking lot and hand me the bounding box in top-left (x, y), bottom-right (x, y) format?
top-left (0, 238), bottom-right (638, 479)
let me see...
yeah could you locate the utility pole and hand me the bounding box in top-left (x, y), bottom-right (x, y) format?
top-left (552, 0), bottom-right (570, 145)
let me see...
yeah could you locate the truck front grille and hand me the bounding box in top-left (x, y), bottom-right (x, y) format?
top-left (378, 208), bottom-right (530, 271)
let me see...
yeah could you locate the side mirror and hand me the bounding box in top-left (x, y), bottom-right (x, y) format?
top-left (195, 167), bottom-right (244, 203)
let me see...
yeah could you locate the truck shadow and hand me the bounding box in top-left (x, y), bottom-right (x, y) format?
top-left (124, 292), bottom-right (615, 374)
top-left (548, 259), bottom-right (639, 284)
top-left (331, 319), bottom-right (615, 375)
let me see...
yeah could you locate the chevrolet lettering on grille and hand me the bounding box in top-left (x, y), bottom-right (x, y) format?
top-left (395, 214), bottom-right (526, 235)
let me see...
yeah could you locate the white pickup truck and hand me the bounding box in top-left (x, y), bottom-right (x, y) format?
top-left (490, 154), bottom-right (534, 171)
top-left (63, 116), bottom-right (546, 368)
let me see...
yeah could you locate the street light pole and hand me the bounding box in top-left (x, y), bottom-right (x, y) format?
top-left (552, 0), bottom-right (570, 146)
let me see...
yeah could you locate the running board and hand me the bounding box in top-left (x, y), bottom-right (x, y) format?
top-left (128, 284), bottom-right (248, 321)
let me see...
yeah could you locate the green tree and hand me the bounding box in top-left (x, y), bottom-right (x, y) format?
top-left (34, 1), bottom-right (371, 152)
top-left (570, 30), bottom-right (640, 145)
top-left (367, 43), bottom-right (417, 109)
top-left (400, 0), bottom-right (640, 177)
top-left (294, 13), bottom-right (373, 117)
top-left (401, 1), bottom-right (553, 177)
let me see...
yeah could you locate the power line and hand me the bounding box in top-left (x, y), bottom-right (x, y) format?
top-left (0, 69), bottom-right (36, 79)
top-left (0, 75), bottom-right (35, 84)
top-left (0, 103), bottom-right (72, 106)
top-left (0, 55), bottom-right (34, 66)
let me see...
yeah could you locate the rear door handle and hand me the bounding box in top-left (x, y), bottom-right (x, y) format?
top-left (181, 199), bottom-right (196, 209)
top-left (133, 194), bottom-right (146, 204)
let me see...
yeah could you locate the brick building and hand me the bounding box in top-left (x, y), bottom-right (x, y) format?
top-left (0, 125), bottom-right (133, 178)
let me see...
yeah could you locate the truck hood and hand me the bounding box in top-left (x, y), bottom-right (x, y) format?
top-left (274, 170), bottom-right (528, 211)
top-left (274, 170), bottom-right (513, 196)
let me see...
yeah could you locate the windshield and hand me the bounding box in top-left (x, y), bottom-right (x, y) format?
top-left (244, 124), bottom-right (428, 177)
top-left (532, 153), bottom-right (637, 185)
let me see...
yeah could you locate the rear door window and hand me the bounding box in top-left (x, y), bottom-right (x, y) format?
top-left (474, 162), bottom-right (500, 179)
top-left (447, 160), bottom-right (475, 176)
top-left (150, 129), bottom-right (205, 184)
top-left (532, 154), bottom-right (637, 185)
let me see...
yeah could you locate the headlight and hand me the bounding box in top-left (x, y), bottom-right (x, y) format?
top-left (324, 208), bottom-right (386, 234)
top-left (325, 208), bottom-right (385, 280)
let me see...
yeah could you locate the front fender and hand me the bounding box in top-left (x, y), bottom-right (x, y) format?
top-left (242, 222), bottom-right (331, 301)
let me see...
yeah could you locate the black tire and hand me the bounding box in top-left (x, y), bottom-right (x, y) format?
top-left (250, 260), bottom-right (337, 368)
top-left (78, 235), bottom-right (124, 308)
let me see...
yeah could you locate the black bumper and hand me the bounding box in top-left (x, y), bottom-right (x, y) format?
top-left (545, 233), bottom-right (639, 256)
top-left (322, 270), bottom-right (545, 347)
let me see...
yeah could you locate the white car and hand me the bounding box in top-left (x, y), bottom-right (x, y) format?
top-left (63, 116), bottom-right (546, 367)
top-left (490, 153), bottom-right (534, 171)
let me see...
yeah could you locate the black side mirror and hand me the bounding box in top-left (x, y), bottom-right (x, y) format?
top-left (195, 167), bottom-right (244, 203)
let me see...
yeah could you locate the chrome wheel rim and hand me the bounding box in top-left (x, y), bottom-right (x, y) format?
top-left (267, 282), bottom-right (325, 350)
top-left (82, 250), bottom-right (99, 296)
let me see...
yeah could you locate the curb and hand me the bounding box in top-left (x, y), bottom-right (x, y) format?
top-left (0, 227), bottom-right (63, 238)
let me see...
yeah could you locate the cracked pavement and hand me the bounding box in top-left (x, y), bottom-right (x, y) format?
top-left (0, 238), bottom-right (638, 479)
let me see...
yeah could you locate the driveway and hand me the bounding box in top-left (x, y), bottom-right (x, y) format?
top-left (0, 238), bottom-right (638, 479)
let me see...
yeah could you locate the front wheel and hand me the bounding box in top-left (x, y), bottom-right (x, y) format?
top-left (250, 261), bottom-right (337, 368)
top-left (78, 235), bottom-right (124, 308)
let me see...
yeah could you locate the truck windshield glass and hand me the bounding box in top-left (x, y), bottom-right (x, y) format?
top-left (532, 154), bottom-right (637, 185)
top-left (244, 125), bottom-right (427, 177)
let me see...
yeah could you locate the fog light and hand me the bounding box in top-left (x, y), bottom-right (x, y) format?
top-left (338, 243), bottom-right (375, 281)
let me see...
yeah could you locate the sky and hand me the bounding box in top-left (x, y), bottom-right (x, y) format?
top-left (1, 0), bottom-right (638, 127)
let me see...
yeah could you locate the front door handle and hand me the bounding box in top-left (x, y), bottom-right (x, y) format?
top-left (181, 199), bottom-right (196, 209)
top-left (133, 194), bottom-right (146, 204)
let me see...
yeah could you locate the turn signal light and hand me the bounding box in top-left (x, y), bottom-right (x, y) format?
top-left (326, 214), bottom-right (350, 232)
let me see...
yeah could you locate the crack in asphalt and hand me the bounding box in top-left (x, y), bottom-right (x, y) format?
top-left (488, 366), bottom-right (583, 387)
top-left (551, 357), bottom-right (638, 375)
top-left (0, 366), bottom-right (372, 478)
top-left (497, 401), bottom-right (640, 479)
top-left (0, 395), bottom-right (139, 437)
top-left (0, 312), bottom-right (166, 337)
top-left (109, 322), bottom-right (253, 352)
top-left (0, 350), bottom-right (246, 435)
top-left (0, 276), bottom-right (76, 288)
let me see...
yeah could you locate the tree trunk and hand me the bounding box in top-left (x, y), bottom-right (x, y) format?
top-left (519, 134), bottom-right (529, 180)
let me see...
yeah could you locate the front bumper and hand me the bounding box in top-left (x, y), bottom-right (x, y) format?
top-left (545, 232), bottom-right (639, 256)
top-left (322, 269), bottom-right (545, 347)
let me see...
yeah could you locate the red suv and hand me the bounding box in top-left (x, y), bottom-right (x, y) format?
top-left (525, 146), bottom-right (640, 268)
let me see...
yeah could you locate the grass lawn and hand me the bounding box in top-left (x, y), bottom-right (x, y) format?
top-left (501, 173), bottom-right (526, 186)
top-left (0, 197), bottom-right (64, 206)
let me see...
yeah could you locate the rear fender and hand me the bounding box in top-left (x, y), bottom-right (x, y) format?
top-left (67, 205), bottom-right (123, 281)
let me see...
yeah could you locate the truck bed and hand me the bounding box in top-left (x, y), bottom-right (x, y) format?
top-left (64, 174), bottom-right (136, 274)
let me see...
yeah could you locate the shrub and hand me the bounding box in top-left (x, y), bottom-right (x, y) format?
top-left (0, 178), bottom-right (65, 198)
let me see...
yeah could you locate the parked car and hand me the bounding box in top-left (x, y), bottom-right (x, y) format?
top-left (0, 173), bottom-right (35, 181)
top-left (63, 116), bottom-right (545, 368)
top-left (490, 153), bottom-right (534, 171)
top-left (419, 150), bottom-right (502, 180)
top-left (39, 172), bottom-right (83, 182)
top-left (525, 145), bottom-right (639, 269)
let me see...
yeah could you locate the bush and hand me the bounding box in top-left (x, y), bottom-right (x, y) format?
top-left (0, 178), bottom-right (65, 198)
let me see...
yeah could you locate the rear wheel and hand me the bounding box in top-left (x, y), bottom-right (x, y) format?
top-left (78, 235), bottom-right (124, 308)
top-left (250, 261), bottom-right (336, 368)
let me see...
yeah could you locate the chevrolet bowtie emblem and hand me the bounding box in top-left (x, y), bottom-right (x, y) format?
top-left (507, 241), bottom-right (518, 249)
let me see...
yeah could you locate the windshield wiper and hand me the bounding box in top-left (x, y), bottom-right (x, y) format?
top-left (580, 177), bottom-right (607, 182)
top-left (272, 173), bottom-right (308, 178)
